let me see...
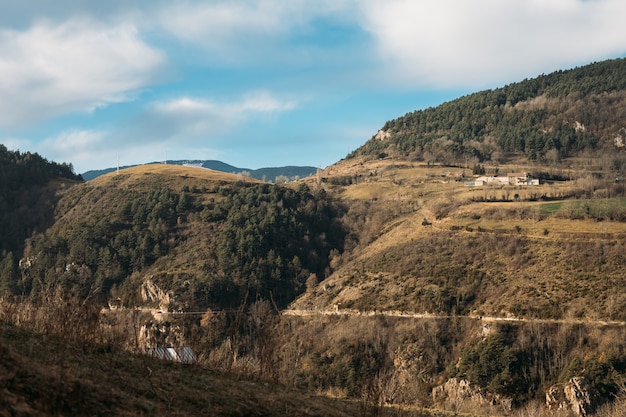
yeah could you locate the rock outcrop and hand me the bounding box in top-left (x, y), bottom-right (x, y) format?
top-left (546, 377), bottom-right (598, 416)
top-left (140, 277), bottom-right (172, 311)
top-left (374, 129), bottom-right (391, 141)
top-left (432, 378), bottom-right (512, 413)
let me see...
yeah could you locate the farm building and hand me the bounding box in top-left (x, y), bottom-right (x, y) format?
top-left (465, 172), bottom-right (539, 187)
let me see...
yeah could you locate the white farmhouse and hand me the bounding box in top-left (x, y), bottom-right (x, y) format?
top-left (465, 172), bottom-right (539, 186)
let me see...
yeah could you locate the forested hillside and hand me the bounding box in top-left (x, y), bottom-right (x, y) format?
top-left (350, 58), bottom-right (626, 165)
top-left (1, 165), bottom-right (346, 310)
top-left (0, 146), bottom-right (82, 292)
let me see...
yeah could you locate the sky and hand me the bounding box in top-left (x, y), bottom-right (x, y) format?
top-left (1, 1), bottom-right (626, 174)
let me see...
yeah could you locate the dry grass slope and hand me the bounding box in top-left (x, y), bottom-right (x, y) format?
top-left (0, 321), bottom-right (360, 417)
top-left (0, 319), bottom-right (478, 417)
top-left (297, 157), bottom-right (626, 321)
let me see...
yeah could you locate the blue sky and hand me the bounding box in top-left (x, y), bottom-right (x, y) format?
top-left (1, 1), bottom-right (626, 174)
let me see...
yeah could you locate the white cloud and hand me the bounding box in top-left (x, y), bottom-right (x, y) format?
top-left (154, 92), bottom-right (295, 122)
top-left (238, 91), bottom-right (297, 113)
top-left (149, 91), bottom-right (297, 138)
top-left (39, 129), bottom-right (108, 169)
top-left (359, 0), bottom-right (626, 88)
top-left (151, 98), bottom-right (225, 137)
top-left (0, 17), bottom-right (165, 127)
top-left (42, 129), bottom-right (106, 153)
top-left (154, 98), bottom-right (219, 119)
top-left (160, 2), bottom-right (287, 43)
top-left (0, 129), bottom-right (111, 173)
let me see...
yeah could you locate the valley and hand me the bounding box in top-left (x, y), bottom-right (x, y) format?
top-left (4, 156), bottom-right (623, 417)
top-left (2, 58), bottom-right (626, 416)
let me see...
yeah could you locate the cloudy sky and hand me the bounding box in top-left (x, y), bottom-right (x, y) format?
top-left (1, 0), bottom-right (625, 174)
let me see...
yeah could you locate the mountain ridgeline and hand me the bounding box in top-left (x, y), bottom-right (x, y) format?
top-left (81, 160), bottom-right (317, 183)
top-left (350, 58), bottom-right (626, 165)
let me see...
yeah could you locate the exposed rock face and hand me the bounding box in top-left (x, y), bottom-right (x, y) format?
top-left (18, 256), bottom-right (36, 270)
top-left (374, 129), bottom-right (391, 141)
top-left (140, 278), bottom-right (171, 311)
top-left (546, 377), bottom-right (597, 417)
top-left (432, 378), bottom-right (472, 406)
top-left (432, 378), bottom-right (512, 413)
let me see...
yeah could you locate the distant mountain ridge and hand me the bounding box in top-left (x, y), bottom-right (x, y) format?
top-left (81, 160), bottom-right (317, 182)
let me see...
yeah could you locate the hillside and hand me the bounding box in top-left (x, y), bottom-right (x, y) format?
top-left (280, 59), bottom-right (626, 413)
top-left (0, 321), bottom-right (367, 417)
top-left (5, 164), bottom-right (346, 310)
top-left (300, 58), bottom-right (626, 321)
top-left (0, 145), bottom-right (82, 274)
top-left (278, 155), bottom-right (626, 415)
top-left (2, 58), bottom-right (626, 416)
top-left (350, 58), bottom-right (626, 167)
top-left (297, 157), bottom-right (626, 320)
top-left (3, 159), bottom-right (625, 415)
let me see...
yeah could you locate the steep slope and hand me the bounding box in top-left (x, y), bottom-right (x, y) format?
top-left (297, 58), bottom-right (626, 321)
top-left (283, 157), bottom-right (626, 412)
top-left (350, 58), bottom-right (626, 165)
top-left (0, 145), bottom-right (82, 255)
top-left (10, 164), bottom-right (347, 310)
top-left (295, 157), bottom-right (626, 321)
top-left (0, 321), bottom-right (365, 417)
top-left (0, 146), bottom-right (82, 294)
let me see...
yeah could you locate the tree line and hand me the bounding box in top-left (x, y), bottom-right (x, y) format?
top-left (0, 145), bottom-right (81, 190)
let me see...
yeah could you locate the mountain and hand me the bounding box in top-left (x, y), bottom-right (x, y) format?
top-left (81, 160), bottom-right (317, 182)
top-left (2, 58), bottom-right (626, 416)
top-left (350, 57), bottom-right (626, 166)
top-left (4, 164), bottom-right (345, 310)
